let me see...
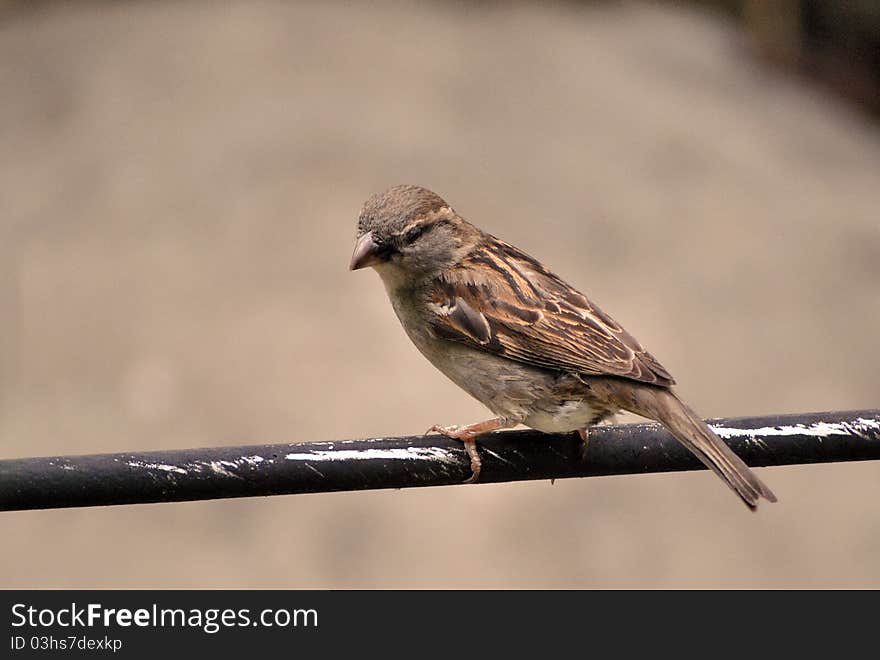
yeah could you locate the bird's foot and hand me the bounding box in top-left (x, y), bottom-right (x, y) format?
top-left (425, 424), bottom-right (460, 437)
top-left (426, 424), bottom-right (481, 483)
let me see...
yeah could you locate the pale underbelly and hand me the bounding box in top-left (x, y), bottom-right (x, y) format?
top-left (406, 324), bottom-right (600, 431)
top-left (390, 289), bottom-right (603, 432)
top-left (522, 399), bottom-right (599, 433)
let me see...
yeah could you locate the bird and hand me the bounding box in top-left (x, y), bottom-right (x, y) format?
top-left (349, 184), bottom-right (776, 509)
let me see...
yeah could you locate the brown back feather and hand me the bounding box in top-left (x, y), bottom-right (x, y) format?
top-left (429, 235), bottom-right (675, 387)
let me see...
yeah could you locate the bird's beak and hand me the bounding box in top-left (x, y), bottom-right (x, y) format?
top-left (349, 231), bottom-right (382, 271)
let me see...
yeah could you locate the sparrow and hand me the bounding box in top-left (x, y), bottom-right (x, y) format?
top-left (350, 184), bottom-right (777, 509)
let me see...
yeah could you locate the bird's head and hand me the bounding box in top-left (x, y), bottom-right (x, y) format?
top-left (350, 185), bottom-right (479, 285)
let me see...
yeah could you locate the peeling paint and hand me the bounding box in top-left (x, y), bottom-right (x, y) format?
top-left (125, 460), bottom-right (187, 475)
top-left (284, 446), bottom-right (460, 464)
top-left (201, 461), bottom-right (241, 479)
top-left (124, 455), bottom-right (269, 478)
top-left (483, 448), bottom-right (513, 465)
top-left (851, 418), bottom-right (880, 436)
top-left (743, 436), bottom-right (771, 451)
top-left (711, 418), bottom-right (880, 441)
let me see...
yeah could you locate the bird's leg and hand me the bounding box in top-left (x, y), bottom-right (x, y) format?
top-left (578, 428), bottom-right (590, 462)
top-left (426, 418), bottom-right (507, 483)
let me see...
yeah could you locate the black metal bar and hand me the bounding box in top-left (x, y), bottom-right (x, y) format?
top-left (1, 409), bottom-right (878, 512)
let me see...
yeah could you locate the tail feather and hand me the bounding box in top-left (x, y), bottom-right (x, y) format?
top-left (623, 387), bottom-right (777, 510)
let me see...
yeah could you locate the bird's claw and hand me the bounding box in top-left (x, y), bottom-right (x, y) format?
top-left (425, 424), bottom-right (461, 438)
top-left (424, 424), bottom-right (481, 483)
top-left (460, 438), bottom-right (481, 484)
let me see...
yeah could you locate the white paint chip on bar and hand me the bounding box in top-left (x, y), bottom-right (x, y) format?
top-left (201, 460), bottom-right (240, 478)
top-left (125, 460), bottom-right (188, 475)
top-left (124, 455), bottom-right (271, 477)
top-left (284, 446), bottom-right (460, 464)
top-left (711, 418), bottom-right (880, 441)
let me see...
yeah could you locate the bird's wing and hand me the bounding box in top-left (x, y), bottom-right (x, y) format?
top-left (427, 235), bottom-right (675, 387)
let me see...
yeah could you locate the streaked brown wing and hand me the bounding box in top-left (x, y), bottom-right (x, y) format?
top-left (428, 236), bottom-right (674, 387)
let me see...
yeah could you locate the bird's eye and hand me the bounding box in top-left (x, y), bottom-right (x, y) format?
top-left (404, 225), bottom-right (426, 243)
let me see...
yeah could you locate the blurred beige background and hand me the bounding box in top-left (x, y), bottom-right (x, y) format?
top-left (1, 0), bottom-right (879, 588)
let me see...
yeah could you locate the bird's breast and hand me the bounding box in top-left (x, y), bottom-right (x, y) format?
top-left (521, 398), bottom-right (600, 434)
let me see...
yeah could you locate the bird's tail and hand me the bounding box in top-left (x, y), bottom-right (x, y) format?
top-left (622, 386), bottom-right (777, 510)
